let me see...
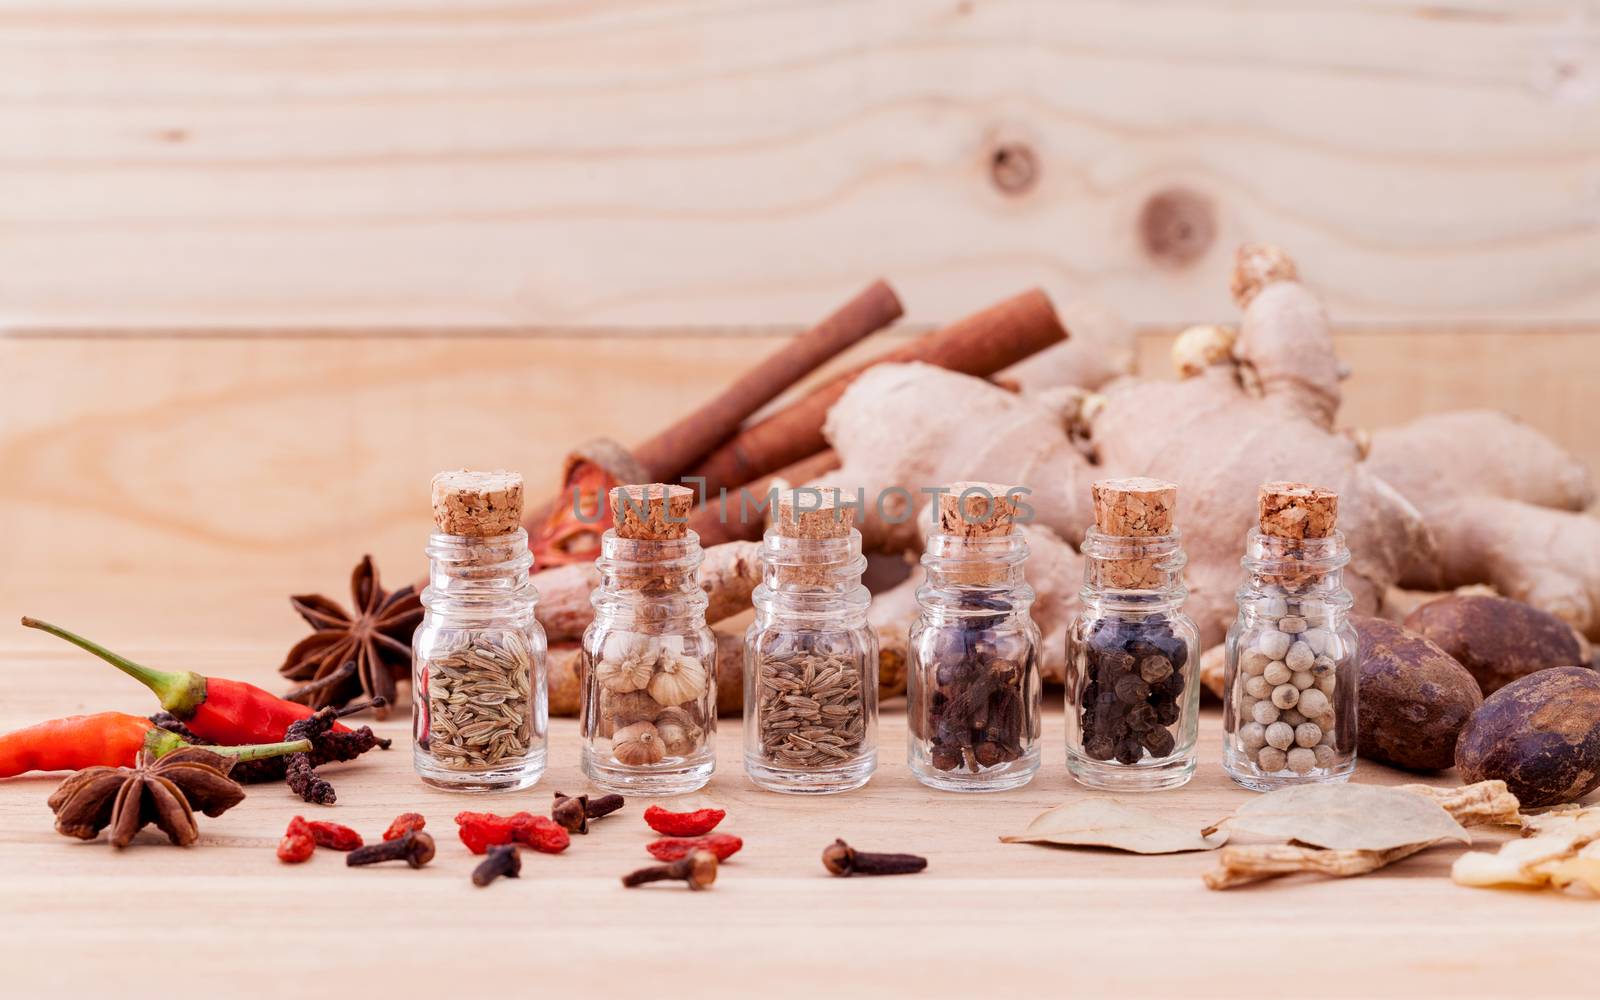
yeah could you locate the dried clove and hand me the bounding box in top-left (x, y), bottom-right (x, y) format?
top-left (821, 839), bottom-right (927, 877)
top-left (347, 830), bottom-right (435, 869)
top-left (472, 844), bottom-right (522, 887)
top-left (621, 849), bottom-right (718, 890)
top-left (551, 791), bottom-right (625, 834)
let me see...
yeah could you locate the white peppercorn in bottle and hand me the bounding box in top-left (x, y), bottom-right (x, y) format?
top-left (907, 483), bottom-right (1042, 792)
top-left (1222, 482), bottom-right (1358, 790)
top-left (743, 489), bottom-right (878, 793)
top-left (1065, 478), bottom-right (1202, 790)
top-left (580, 484), bottom-right (717, 795)
top-left (413, 470), bottom-right (548, 792)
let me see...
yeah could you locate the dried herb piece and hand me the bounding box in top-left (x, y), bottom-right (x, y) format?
top-left (1204, 781), bottom-right (1519, 890)
top-left (1001, 800), bottom-right (1227, 855)
top-left (1203, 784), bottom-right (1469, 851)
top-left (280, 555), bottom-right (423, 718)
top-left (1452, 806), bottom-right (1600, 892)
top-left (49, 747), bottom-right (245, 848)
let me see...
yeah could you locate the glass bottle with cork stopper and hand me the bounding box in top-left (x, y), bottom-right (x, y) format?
top-left (1223, 482), bottom-right (1358, 790)
top-left (744, 488), bottom-right (878, 794)
top-left (581, 483), bottom-right (717, 794)
top-left (907, 482), bottom-right (1042, 791)
top-left (412, 470), bottom-right (548, 791)
top-left (1065, 477), bottom-right (1201, 790)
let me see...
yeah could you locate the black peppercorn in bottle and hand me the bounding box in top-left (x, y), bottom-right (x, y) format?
top-left (1065, 478), bottom-right (1201, 791)
top-left (907, 483), bottom-right (1042, 792)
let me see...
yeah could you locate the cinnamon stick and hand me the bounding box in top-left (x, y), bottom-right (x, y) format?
top-left (684, 288), bottom-right (1068, 498)
top-left (689, 448), bottom-right (841, 546)
top-left (523, 280), bottom-right (901, 536)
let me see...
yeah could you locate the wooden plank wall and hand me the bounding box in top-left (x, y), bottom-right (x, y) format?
top-left (2, 1), bottom-right (1598, 650)
top-left (2, 0), bottom-right (1599, 326)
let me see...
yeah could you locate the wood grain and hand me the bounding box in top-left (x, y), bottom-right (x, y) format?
top-left (1, 639), bottom-right (1595, 999)
top-left (3, 1), bottom-right (1600, 327)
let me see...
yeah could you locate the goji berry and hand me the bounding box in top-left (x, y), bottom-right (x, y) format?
top-left (285, 815), bottom-right (312, 839)
top-left (511, 813), bottom-right (570, 855)
top-left (647, 833), bottom-right (742, 862)
top-left (277, 832), bottom-right (314, 864)
top-left (384, 812), bottom-right (426, 841)
top-left (455, 811), bottom-right (516, 854)
top-left (644, 805), bottom-right (725, 837)
top-left (304, 819), bottom-right (363, 851)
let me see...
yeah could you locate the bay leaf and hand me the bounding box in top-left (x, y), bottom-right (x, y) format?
top-left (1209, 784), bottom-right (1469, 851)
top-left (1000, 800), bottom-right (1228, 854)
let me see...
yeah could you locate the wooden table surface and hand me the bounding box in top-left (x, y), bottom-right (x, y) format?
top-left (1, 640), bottom-right (1595, 999)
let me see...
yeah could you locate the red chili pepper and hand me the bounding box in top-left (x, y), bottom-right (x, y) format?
top-left (0, 711), bottom-right (312, 778)
top-left (384, 812), bottom-right (426, 841)
top-left (647, 834), bottom-right (742, 862)
top-left (456, 811), bottom-right (569, 855)
top-left (277, 831), bottom-right (314, 864)
top-left (511, 813), bottom-right (570, 855)
top-left (455, 811), bottom-right (517, 854)
top-left (644, 805), bottom-right (725, 837)
top-left (21, 617), bottom-right (348, 745)
top-left (301, 818), bottom-right (363, 851)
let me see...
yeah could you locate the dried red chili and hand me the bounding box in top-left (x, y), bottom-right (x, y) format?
top-left (277, 831), bottom-right (314, 864)
top-left (647, 833), bottom-right (742, 862)
top-left (644, 805), bottom-right (725, 837)
top-left (456, 811), bottom-right (517, 854)
top-left (456, 810), bottom-right (570, 855)
top-left (302, 818), bottom-right (363, 851)
top-left (384, 813), bottom-right (426, 841)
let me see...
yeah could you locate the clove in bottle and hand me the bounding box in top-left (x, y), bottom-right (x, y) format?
top-left (907, 483), bottom-right (1042, 791)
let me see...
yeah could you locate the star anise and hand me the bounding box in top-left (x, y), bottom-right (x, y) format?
top-left (279, 555), bottom-right (423, 719)
top-left (49, 747), bottom-right (245, 848)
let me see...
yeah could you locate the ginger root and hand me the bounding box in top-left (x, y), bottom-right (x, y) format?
top-left (1367, 411), bottom-right (1600, 638)
top-left (821, 246), bottom-right (1431, 648)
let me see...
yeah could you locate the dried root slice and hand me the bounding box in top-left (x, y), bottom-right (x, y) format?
top-left (1204, 842), bottom-right (1432, 890)
top-left (1398, 780), bottom-right (1525, 828)
top-left (1452, 806), bottom-right (1600, 893)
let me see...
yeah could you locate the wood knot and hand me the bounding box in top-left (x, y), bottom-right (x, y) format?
top-left (989, 143), bottom-right (1039, 195)
top-left (1138, 187), bottom-right (1216, 268)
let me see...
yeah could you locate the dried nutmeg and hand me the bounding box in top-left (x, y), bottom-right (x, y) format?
top-left (821, 839), bottom-right (928, 877)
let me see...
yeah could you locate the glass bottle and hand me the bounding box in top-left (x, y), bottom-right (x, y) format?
top-left (1223, 482), bottom-right (1358, 790)
top-left (413, 470), bottom-right (547, 792)
top-left (581, 484), bottom-right (716, 794)
top-left (908, 483), bottom-right (1041, 791)
top-left (744, 490), bottom-right (878, 793)
top-left (1065, 478), bottom-right (1201, 790)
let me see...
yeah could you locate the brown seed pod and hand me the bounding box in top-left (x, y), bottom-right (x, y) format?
top-left (1404, 594), bottom-right (1588, 696)
top-left (1455, 667), bottom-right (1600, 808)
top-left (1352, 617), bottom-right (1483, 771)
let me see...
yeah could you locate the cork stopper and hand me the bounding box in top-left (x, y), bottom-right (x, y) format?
top-left (936, 483), bottom-right (1019, 586)
top-left (1088, 478), bottom-right (1178, 590)
top-left (611, 483), bottom-right (694, 541)
top-left (1092, 477), bottom-right (1176, 537)
top-left (1258, 482), bottom-right (1338, 540)
top-left (936, 482), bottom-right (1019, 539)
top-left (769, 489), bottom-right (855, 587)
top-left (775, 489), bottom-right (855, 539)
top-left (431, 470), bottom-right (524, 537)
